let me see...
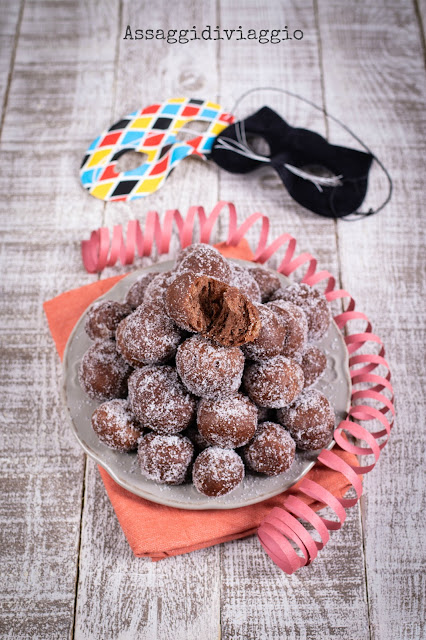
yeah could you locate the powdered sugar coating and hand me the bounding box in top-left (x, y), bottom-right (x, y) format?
top-left (176, 335), bottom-right (245, 398)
top-left (125, 272), bottom-right (156, 309)
top-left (143, 270), bottom-right (174, 308)
top-left (249, 266), bottom-right (281, 302)
top-left (230, 264), bottom-right (261, 302)
top-left (277, 388), bottom-right (335, 450)
top-left (165, 271), bottom-right (212, 332)
top-left (243, 421), bottom-right (296, 476)
top-left (138, 433), bottom-right (194, 485)
top-left (266, 299), bottom-right (309, 356)
top-left (242, 304), bottom-right (287, 361)
top-left (299, 344), bottom-right (327, 387)
top-left (85, 300), bottom-right (132, 340)
top-left (116, 302), bottom-right (183, 366)
top-left (78, 339), bottom-right (132, 401)
top-left (91, 399), bottom-right (142, 452)
top-left (243, 355), bottom-right (304, 408)
top-left (74, 252), bottom-right (343, 501)
top-left (128, 365), bottom-right (196, 434)
top-left (270, 282), bottom-right (331, 341)
top-left (175, 243), bottom-right (232, 282)
top-left (197, 393), bottom-right (258, 448)
top-left (192, 447), bottom-right (244, 496)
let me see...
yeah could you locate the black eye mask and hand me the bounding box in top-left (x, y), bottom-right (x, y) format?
top-left (211, 106), bottom-right (375, 219)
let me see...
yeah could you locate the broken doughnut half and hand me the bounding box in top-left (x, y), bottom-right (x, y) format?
top-left (165, 272), bottom-right (261, 347)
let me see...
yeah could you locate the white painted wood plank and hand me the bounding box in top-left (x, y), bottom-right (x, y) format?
top-left (102, 0), bottom-right (224, 278)
top-left (0, 1), bottom-right (120, 637)
top-left (221, 505), bottom-right (369, 640)
top-left (418, 0), bottom-right (426, 39)
top-left (1, 1), bottom-right (424, 638)
top-left (75, 2), bottom-right (222, 639)
top-left (317, 1), bottom-right (426, 638)
top-left (16, 0), bottom-right (119, 66)
top-left (2, 0), bottom-right (118, 145)
top-left (0, 0), bottom-right (22, 122)
top-left (359, 328), bottom-right (426, 640)
top-left (215, 0), bottom-right (341, 276)
top-left (216, 1), bottom-right (369, 638)
top-left (74, 459), bottom-right (221, 640)
top-left (1, 62), bottom-right (117, 145)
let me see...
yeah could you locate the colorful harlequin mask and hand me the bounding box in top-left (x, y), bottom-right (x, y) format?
top-left (80, 97), bottom-right (234, 201)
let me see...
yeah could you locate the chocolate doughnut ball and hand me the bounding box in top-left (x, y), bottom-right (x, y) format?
top-left (267, 300), bottom-right (308, 357)
top-left (165, 271), bottom-right (218, 332)
top-left (250, 266), bottom-right (281, 302)
top-left (270, 283), bottom-right (331, 341)
top-left (116, 302), bottom-right (182, 366)
top-left (242, 304), bottom-right (287, 361)
top-left (125, 272), bottom-right (156, 309)
top-left (176, 335), bottom-right (245, 398)
top-left (197, 393), bottom-right (258, 448)
top-left (175, 243), bottom-right (232, 282)
top-left (166, 272), bottom-right (261, 347)
top-left (128, 365), bottom-right (196, 434)
top-left (192, 447), bottom-right (244, 497)
top-left (277, 389), bottom-right (335, 450)
top-left (138, 432), bottom-right (194, 485)
top-left (85, 300), bottom-right (132, 340)
top-left (230, 264), bottom-right (261, 302)
top-left (143, 270), bottom-right (174, 308)
top-left (299, 345), bottom-right (327, 387)
top-left (79, 339), bottom-right (132, 401)
top-left (243, 355), bottom-right (304, 408)
top-left (243, 422), bottom-right (296, 476)
top-left (91, 399), bottom-right (142, 452)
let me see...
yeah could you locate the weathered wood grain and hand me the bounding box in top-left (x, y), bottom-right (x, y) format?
top-left (215, 2), bottom-right (369, 639)
top-left (0, 1), bottom-right (119, 638)
top-left (0, 0), bottom-right (22, 126)
top-left (16, 0), bottom-right (118, 66)
top-left (317, 0), bottom-right (426, 638)
top-left (416, 0), bottom-right (426, 50)
top-left (102, 0), bottom-right (224, 276)
top-left (0, 0), bottom-right (425, 638)
top-left (74, 459), bottom-right (221, 640)
top-left (74, 2), bottom-right (223, 639)
top-left (215, 0), bottom-right (339, 272)
top-left (220, 504), bottom-right (369, 640)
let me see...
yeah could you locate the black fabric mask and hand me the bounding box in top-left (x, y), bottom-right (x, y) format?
top-left (211, 106), bottom-right (374, 219)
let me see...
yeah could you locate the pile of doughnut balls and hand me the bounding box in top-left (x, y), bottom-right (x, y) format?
top-left (79, 244), bottom-right (335, 498)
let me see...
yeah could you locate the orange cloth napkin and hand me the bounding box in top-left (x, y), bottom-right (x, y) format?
top-left (43, 239), bottom-right (357, 560)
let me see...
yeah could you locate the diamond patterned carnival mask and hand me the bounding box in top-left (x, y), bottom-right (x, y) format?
top-left (80, 97), bottom-right (234, 201)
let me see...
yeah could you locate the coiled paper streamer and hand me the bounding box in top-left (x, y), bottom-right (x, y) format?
top-left (81, 201), bottom-right (394, 574)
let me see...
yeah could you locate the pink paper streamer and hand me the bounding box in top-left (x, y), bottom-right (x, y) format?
top-left (81, 200), bottom-right (395, 574)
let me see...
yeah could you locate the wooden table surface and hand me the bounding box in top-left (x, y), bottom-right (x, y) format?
top-left (1, 1), bottom-right (425, 638)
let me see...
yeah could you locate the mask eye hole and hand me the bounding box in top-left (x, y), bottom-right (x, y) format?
top-left (115, 151), bottom-right (148, 173)
top-left (246, 134), bottom-right (270, 157)
top-left (175, 120), bottom-right (210, 142)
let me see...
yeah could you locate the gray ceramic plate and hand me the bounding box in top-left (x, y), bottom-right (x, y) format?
top-left (62, 259), bottom-right (351, 510)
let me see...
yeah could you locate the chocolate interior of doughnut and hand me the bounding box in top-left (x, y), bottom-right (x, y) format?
top-left (178, 275), bottom-right (261, 347)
